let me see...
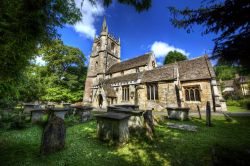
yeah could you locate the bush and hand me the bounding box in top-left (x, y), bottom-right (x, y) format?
top-left (64, 114), bottom-right (80, 127)
top-left (226, 100), bottom-right (241, 107)
top-left (239, 99), bottom-right (250, 110)
top-left (0, 108), bottom-right (28, 130)
top-left (227, 98), bottom-right (250, 110)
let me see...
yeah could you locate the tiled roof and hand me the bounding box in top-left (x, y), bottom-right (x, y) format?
top-left (99, 55), bottom-right (215, 86)
top-left (223, 80), bottom-right (234, 87)
top-left (106, 53), bottom-right (151, 74)
top-left (141, 63), bottom-right (177, 83)
top-left (178, 55), bottom-right (215, 81)
top-left (102, 73), bottom-right (142, 85)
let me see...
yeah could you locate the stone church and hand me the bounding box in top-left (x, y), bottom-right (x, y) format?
top-left (83, 18), bottom-right (226, 112)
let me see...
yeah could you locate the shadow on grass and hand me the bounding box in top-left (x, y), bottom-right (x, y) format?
top-left (0, 117), bottom-right (250, 166)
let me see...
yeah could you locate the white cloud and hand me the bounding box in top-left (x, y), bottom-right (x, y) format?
top-left (150, 41), bottom-right (190, 58)
top-left (157, 61), bottom-right (163, 66)
top-left (35, 56), bottom-right (46, 66)
top-left (73, 0), bottom-right (105, 39)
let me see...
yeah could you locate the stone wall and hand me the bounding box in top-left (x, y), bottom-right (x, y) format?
top-left (137, 82), bottom-right (177, 111)
top-left (180, 80), bottom-right (213, 111)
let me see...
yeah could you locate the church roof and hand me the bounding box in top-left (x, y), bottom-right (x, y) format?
top-left (106, 53), bottom-right (151, 74)
top-left (102, 73), bottom-right (142, 85)
top-left (223, 80), bottom-right (234, 87)
top-left (141, 63), bottom-right (177, 83)
top-left (99, 55), bottom-right (215, 86)
top-left (178, 55), bottom-right (216, 81)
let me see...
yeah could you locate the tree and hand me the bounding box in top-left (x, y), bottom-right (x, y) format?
top-left (39, 40), bottom-right (87, 103)
top-left (0, 0), bottom-right (82, 80)
top-left (163, 51), bottom-right (187, 65)
top-left (0, 0), bottom-right (152, 81)
top-left (214, 65), bottom-right (238, 81)
top-left (169, 0), bottom-right (250, 73)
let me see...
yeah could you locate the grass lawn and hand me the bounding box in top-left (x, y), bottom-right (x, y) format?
top-left (0, 116), bottom-right (250, 166)
top-left (227, 105), bottom-right (250, 112)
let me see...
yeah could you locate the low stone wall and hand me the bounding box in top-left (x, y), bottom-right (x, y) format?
top-left (167, 107), bottom-right (189, 121)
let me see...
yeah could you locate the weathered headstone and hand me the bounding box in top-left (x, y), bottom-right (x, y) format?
top-left (206, 101), bottom-right (212, 127)
top-left (143, 110), bottom-right (154, 139)
top-left (40, 115), bottom-right (66, 154)
top-left (197, 105), bottom-right (202, 119)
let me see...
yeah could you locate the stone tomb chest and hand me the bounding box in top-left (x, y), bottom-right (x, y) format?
top-left (95, 112), bottom-right (130, 145)
top-left (107, 106), bottom-right (144, 129)
top-left (53, 108), bottom-right (69, 120)
top-left (23, 103), bottom-right (40, 114)
top-left (31, 109), bottom-right (46, 122)
top-left (73, 106), bottom-right (92, 122)
top-left (167, 107), bottom-right (190, 121)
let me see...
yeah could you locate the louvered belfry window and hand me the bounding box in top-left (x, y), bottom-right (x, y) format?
top-left (147, 84), bottom-right (158, 100)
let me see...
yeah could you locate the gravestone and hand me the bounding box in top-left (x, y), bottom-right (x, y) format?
top-left (40, 115), bottom-right (66, 154)
top-left (206, 101), bottom-right (212, 127)
top-left (73, 106), bottom-right (92, 123)
top-left (107, 106), bottom-right (144, 130)
top-left (95, 112), bottom-right (130, 145)
top-left (143, 110), bottom-right (154, 139)
top-left (31, 109), bottom-right (46, 122)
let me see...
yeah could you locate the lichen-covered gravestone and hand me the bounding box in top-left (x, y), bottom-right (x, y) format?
top-left (40, 115), bottom-right (66, 154)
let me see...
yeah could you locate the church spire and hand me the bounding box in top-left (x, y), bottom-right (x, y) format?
top-left (101, 16), bottom-right (108, 33)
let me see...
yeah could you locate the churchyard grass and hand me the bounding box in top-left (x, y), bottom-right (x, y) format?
top-left (227, 105), bottom-right (250, 112)
top-left (0, 116), bottom-right (249, 166)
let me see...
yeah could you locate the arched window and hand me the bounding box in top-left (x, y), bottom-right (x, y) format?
top-left (185, 89), bottom-right (190, 101)
top-left (97, 43), bottom-right (101, 51)
top-left (190, 89), bottom-right (195, 101)
top-left (195, 89), bottom-right (201, 101)
top-left (147, 84), bottom-right (158, 100)
top-left (184, 86), bottom-right (201, 102)
top-left (152, 61), bottom-right (156, 68)
top-left (111, 42), bottom-right (115, 54)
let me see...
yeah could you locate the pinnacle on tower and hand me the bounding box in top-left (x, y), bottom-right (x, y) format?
top-left (101, 16), bottom-right (108, 32)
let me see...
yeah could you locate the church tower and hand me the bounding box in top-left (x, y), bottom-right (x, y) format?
top-left (83, 17), bottom-right (121, 104)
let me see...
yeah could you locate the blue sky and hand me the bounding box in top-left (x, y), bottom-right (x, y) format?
top-left (56, 0), bottom-right (217, 66)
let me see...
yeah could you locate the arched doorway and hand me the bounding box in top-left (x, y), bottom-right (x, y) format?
top-left (98, 94), bottom-right (103, 108)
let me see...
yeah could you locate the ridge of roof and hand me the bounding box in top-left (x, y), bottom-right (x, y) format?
top-left (106, 52), bottom-right (152, 74)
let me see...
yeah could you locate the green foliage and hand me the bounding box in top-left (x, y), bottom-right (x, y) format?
top-left (214, 65), bottom-right (238, 81)
top-left (38, 40), bottom-right (87, 103)
top-left (0, 0), bottom-right (81, 80)
top-left (169, 0), bottom-right (250, 72)
top-left (163, 50), bottom-right (187, 65)
top-left (0, 80), bottom-right (20, 108)
top-left (227, 106), bottom-right (250, 113)
top-left (226, 99), bottom-right (250, 110)
top-left (41, 87), bottom-right (83, 103)
top-left (64, 114), bottom-right (80, 127)
top-left (0, 108), bottom-right (28, 130)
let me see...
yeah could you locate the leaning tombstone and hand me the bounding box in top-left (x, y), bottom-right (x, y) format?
top-left (40, 114), bottom-right (66, 154)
